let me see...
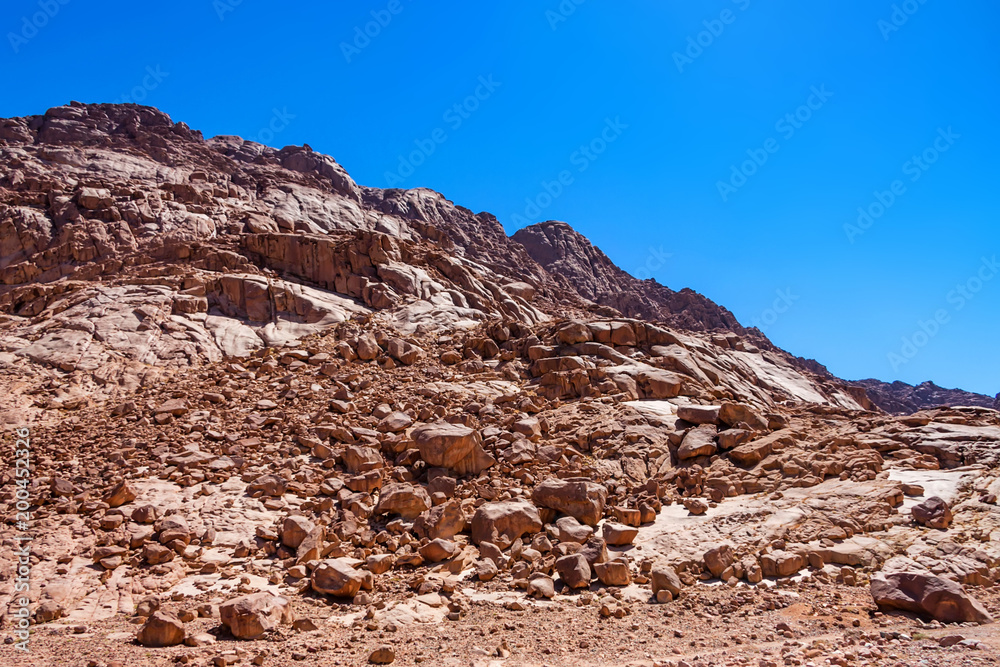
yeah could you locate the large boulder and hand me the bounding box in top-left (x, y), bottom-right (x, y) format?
top-left (911, 496), bottom-right (953, 530)
top-left (677, 405), bottom-right (721, 425)
top-left (375, 483), bottom-right (431, 519)
top-left (219, 593), bottom-right (293, 640)
top-left (760, 550), bottom-right (806, 578)
top-left (871, 572), bottom-right (993, 624)
top-left (471, 499), bottom-right (542, 549)
top-left (719, 402), bottom-right (768, 430)
top-left (678, 424), bottom-right (718, 460)
top-left (651, 563), bottom-right (683, 598)
top-left (555, 553), bottom-right (592, 589)
top-left (281, 515), bottom-right (315, 549)
top-left (602, 522), bottom-right (638, 546)
top-left (137, 611), bottom-right (185, 647)
top-left (311, 559), bottom-right (365, 598)
top-left (531, 478), bottom-right (607, 527)
top-left (412, 422), bottom-right (495, 475)
top-left (413, 500), bottom-right (466, 540)
top-left (343, 445), bottom-right (384, 473)
top-left (703, 544), bottom-right (735, 578)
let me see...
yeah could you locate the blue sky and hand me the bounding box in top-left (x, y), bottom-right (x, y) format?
top-left (1, 0), bottom-right (997, 395)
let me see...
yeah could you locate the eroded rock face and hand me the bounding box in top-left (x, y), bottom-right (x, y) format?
top-left (871, 573), bottom-right (993, 624)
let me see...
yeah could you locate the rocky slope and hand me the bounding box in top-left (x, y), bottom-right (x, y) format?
top-left (0, 103), bottom-right (998, 667)
top-left (513, 221), bottom-right (746, 334)
top-left (854, 379), bottom-right (1000, 415)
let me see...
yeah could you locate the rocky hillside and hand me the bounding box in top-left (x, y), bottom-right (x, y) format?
top-left (513, 221), bottom-right (746, 334)
top-left (853, 379), bottom-right (1000, 415)
top-left (0, 103), bottom-right (998, 667)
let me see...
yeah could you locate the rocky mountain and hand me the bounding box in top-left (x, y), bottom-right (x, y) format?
top-left (512, 221), bottom-right (746, 333)
top-left (1, 104), bottom-right (998, 666)
top-left (853, 379), bottom-right (1000, 415)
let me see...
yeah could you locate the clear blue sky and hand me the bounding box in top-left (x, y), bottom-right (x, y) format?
top-left (1, 0), bottom-right (997, 395)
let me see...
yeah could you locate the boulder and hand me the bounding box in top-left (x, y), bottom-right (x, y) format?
top-left (555, 553), bottom-right (592, 589)
top-left (704, 544), bottom-right (735, 579)
top-left (594, 559), bottom-right (632, 586)
top-left (677, 405), bottom-right (721, 425)
top-left (527, 574), bottom-right (556, 599)
top-left (219, 593), bottom-right (293, 640)
top-left (651, 563), bottom-right (683, 598)
top-left (311, 559), bottom-right (365, 598)
top-left (678, 424), bottom-right (718, 460)
top-left (418, 538), bottom-right (459, 563)
top-left (760, 550), bottom-right (806, 578)
top-left (471, 499), bottom-right (542, 549)
top-left (718, 428), bottom-right (753, 451)
top-left (912, 496), bottom-right (953, 530)
top-left (281, 515), bottom-right (315, 549)
top-left (343, 445), bottom-right (383, 474)
top-left (578, 535), bottom-right (609, 566)
top-left (871, 572), bottom-right (993, 624)
top-left (719, 402), bottom-right (768, 430)
top-left (375, 483), bottom-right (431, 519)
top-left (387, 338), bottom-right (423, 365)
top-left (602, 522), bottom-right (638, 546)
top-left (105, 480), bottom-right (136, 507)
top-left (413, 500), bottom-right (466, 540)
top-left (137, 611), bottom-right (185, 647)
top-left (531, 478), bottom-right (607, 526)
top-left (554, 516), bottom-right (594, 544)
top-left (412, 422), bottom-right (494, 475)
top-left (683, 498), bottom-right (708, 515)
top-left (377, 411), bottom-right (413, 433)
top-left (369, 645), bottom-right (396, 664)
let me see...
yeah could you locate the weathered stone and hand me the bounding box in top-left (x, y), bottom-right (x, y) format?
top-left (911, 496), bottom-right (953, 530)
top-left (471, 500), bottom-right (543, 549)
top-left (219, 593), bottom-right (293, 640)
top-left (311, 559), bottom-right (365, 598)
top-left (375, 483), bottom-right (431, 519)
top-left (531, 478), bottom-right (607, 526)
top-left (871, 572), bottom-right (993, 624)
top-left (137, 611), bottom-right (185, 647)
